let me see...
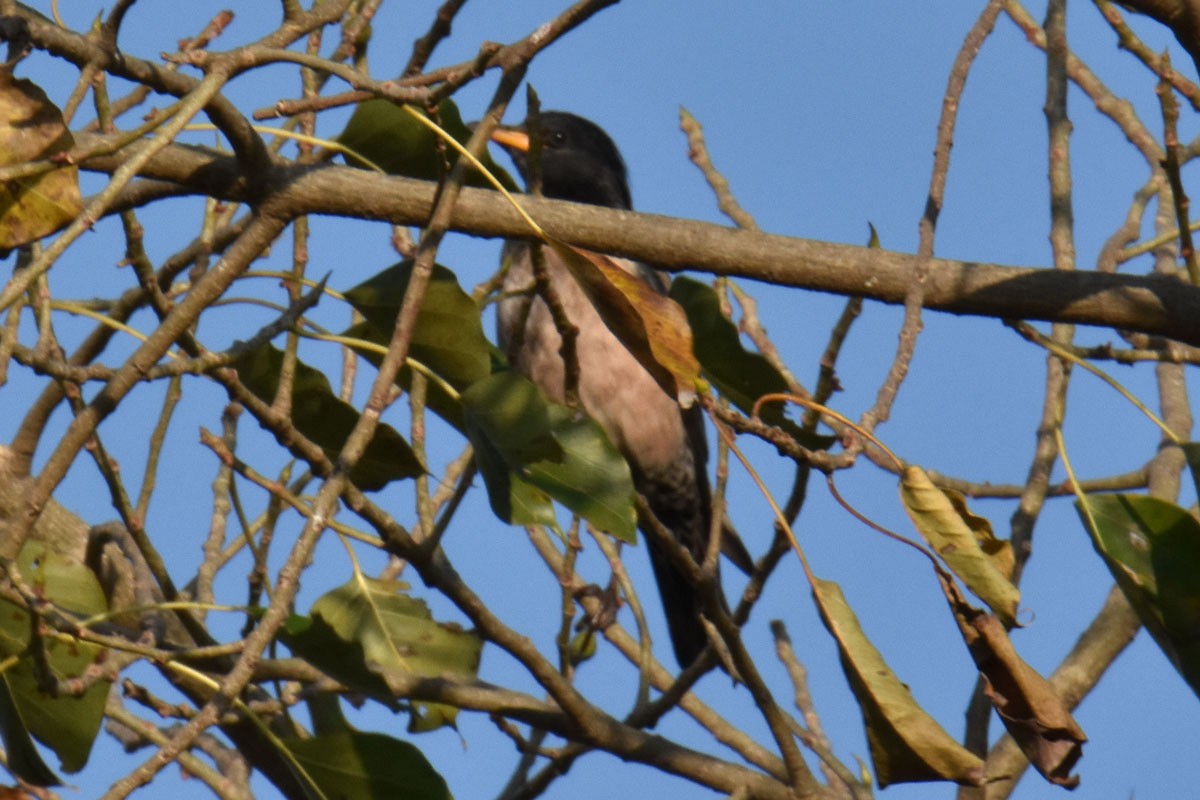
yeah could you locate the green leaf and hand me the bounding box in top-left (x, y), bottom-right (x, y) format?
top-left (669, 278), bottom-right (834, 450)
top-left (458, 369), bottom-right (566, 530)
top-left (342, 263), bottom-right (635, 538)
top-left (461, 371), bottom-right (637, 542)
top-left (460, 370), bottom-right (563, 467)
top-left (813, 577), bottom-right (984, 788)
top-left (344, 261), bottom-right (492, 394)
top-left (344, 320), bottom-right (471, 432)
top-left (17, 541), bottom-right (108, 617)
top-left (281, 614), bottom-right (400, 713)
top-left (1076, 493), bottom-right (1200, 697)
top-left (569, 628), bottom-right (597, 665)
top-left (338, 97), bottom-right (516, 191)
top-left (231, 343), bottom-right (423, 490)
top-left (299, 577), bottom-right (482, 732)
top-left (284, 732), bottom-right (451, 800)
top-left (1182, 442), bottom-right (1200, 503)
top-left (526, 404), bottom-right (638, 542)
top-left (900, 465), bottom-right (1020, 626)
top-left (0, 659), bottom-right (109, 777)
top-left (0, 541), bottom-right (112, 782)
top-left (465, 408), bottom-right (558, 531)
top-left (0, 680), bottom-right (60, 786)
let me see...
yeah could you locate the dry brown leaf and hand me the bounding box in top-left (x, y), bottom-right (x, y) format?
top-left (814, 577), bottom-right (985, 788)
top-left (549, 241), bottom-right (701, 405)
top-left (936, 571), bottom-right (1085, 787)
top-left (0, 73), bottom-right (81, 252)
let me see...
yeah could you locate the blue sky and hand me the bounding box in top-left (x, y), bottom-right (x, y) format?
top-left (7, 2), bottom-right (1199, 798)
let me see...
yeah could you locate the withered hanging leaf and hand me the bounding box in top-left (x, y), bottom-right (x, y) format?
top-left (901, 466), bottom-right (1020, 625)
top-left (813, 577), bottom-right (984, 788)
top-left (0, 74), bottom-right (81, 252)
top-left (549, 242), bottom-right (701, 405)
top-left (936, 571), bottom-right (1085, 788)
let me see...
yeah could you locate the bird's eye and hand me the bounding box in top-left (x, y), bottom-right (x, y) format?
top-left (549, 130), bottom-right (567, 146)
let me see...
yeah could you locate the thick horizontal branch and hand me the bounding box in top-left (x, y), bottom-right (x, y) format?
top-left (85, 137), bottom-right (1200, 347)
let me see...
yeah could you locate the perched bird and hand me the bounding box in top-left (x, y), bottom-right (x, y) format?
top-left (491, 111), bottom-right (749, 667)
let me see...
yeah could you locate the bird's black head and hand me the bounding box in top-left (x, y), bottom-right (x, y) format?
top-left (492, 111), bottom-right (631, 210)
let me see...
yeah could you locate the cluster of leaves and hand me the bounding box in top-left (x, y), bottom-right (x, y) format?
top-left (0, 4), bottom-right (1198, 800)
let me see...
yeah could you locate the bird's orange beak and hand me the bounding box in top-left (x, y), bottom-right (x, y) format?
top-left (490, 128), bottom-right (530, 153)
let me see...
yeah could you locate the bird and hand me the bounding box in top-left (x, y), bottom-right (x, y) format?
top-left (490, 111), bottom-right (750, 667)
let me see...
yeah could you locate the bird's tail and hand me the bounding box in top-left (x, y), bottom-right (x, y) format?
top-left (635, 405), bottom-right (723, 667)
top-left (642, 520), bottom-right (712, 667)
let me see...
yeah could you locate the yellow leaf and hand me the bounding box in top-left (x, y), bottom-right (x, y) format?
top-left (814, 577), bottom-right (984, 788)
top-left (900, 465), bottom-right (1020, 625)
top-left (0, 75), bottom-right (81, 251)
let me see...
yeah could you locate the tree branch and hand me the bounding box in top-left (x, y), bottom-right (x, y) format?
top-left (85, 138), bottom-right (1200, 347)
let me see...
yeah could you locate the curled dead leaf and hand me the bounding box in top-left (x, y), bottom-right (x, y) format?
top-left (936, 571), bottom-right (1085, 787)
